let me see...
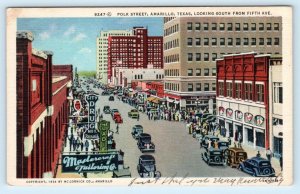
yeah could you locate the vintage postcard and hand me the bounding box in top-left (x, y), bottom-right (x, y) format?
top-left (6, 6), bottom-right (293, 186)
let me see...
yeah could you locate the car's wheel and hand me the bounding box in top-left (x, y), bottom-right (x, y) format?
top-left (263, 168), bottom-right (271, 175)
top-left (215, 156), bottom-right (221, 163)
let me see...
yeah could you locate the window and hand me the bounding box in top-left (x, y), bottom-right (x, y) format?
top-left (256, 84), bottom-right (264, 102)
top-left (212, 67), bottom-right (216, 75)
top-left (204, 83), bottom-right (209, 91)
top-left (196, 53), bottom-right (201, 61)
top-left (274, 23), bottom-right (279, 31)
top-left (218, 82), bottom-right (224, 96)
top-left (251, 23), bottom-right (256, 31)
top-left (204, 38), bottom-right (209, 46)
top-left (226, 82), bottom-right (233, 97)
top-left (212, 38), bottom-right (217, 46)
top-left (196, 68), bottom-right (201, 76)
top-left (212, 23), bottom-right (217, 30)
top-left (251, 38), bottom-right (256, 46)
top-left (259, 23), bottom-right (264, 31)
top-left (244, 83), bottom-right (253, 101)
top-left (187, 69), bottom-right (193, 76)
top-left (188, 83), bottom-right (193, 91)
top-left (259, 38), bottom-right (264, 45)
top-left (235, 23), bottom-right (240, 31)
top-left (243, 38), bottom-right (249, 45)
top-left (195, 23), bottom-right (201, 30)
top-left (243, 23), bottom-right (249, 31)
top-left (228, 38), bottom-right (233, 46)
top-left (236, 38), bottom-right (241, 46)
top-left (204, 68), bottom-right (209, 76)
top-left (227, 23), bottom-right (233, 31)
top-left (188, 53), bottom-right (193, 61)
top-left (274, 38), bottom-right (280, 45)
top-left (204, 23), bottom-right (209, 30)
top-left (187, 38), bottom-right (193, 46)
top-left (220, 23), bottom-right (225, 31)
top-left (212, 83), bottom-right (216, 91)
top-left (195, 38), bottom-right (201, 46)
top-left (267, 38), bottom-right (272, 45)
top-left (187, 22), bottom-right (193, 30)
top-left (267, 23), bottom-right (272, 30)
top-left (235, 83), bottom-right (242, 99)
top-left (196, 83), bottom-right (201, 91)
top-left (204, 53), bottom-right (209, 61)
top-left (273, 82), bottom-right (283, 103)
top-left (220, 38), bottom-right (225, 46)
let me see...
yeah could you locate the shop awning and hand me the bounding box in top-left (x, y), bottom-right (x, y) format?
top-left (152, 98), bottom-right (160, 104)
top-left (147, 96), bottom-right (155, 101)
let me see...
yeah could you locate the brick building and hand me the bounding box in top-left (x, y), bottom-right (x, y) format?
top-left (16, 31), bottom-right (73, 178)
top-left (107, 27), bottom-right (163, 81)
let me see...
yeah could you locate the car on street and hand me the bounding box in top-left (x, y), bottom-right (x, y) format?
top-left (111, 109), bottom-right (119, 117)
top-left (103, 106), bottom-right (110, 114)
top-left (137, 133), bottom-right (155, 153)
top-left (201, 113), bottom-right (213, 123)
top-left (226, 147), bottom-right (248, 168)
top-left (109, 96), bottom-right (115, 101)
top-left (238, 157), bottom-right (275, 177)
top-left (202, 147), bottom-right (226, 166)
top-left (218, 140), bottom-right (230, 152)
top-left (128, 109), bottom-right (139, 119)
top-left (101, 91), bottom-right (109, 96)
top-left (113, 112), bottom-right (123, 123)
top-left (200, 135), bottom-right (220, 149)
top-left (132, 125), bottom-right (143, 139)
top-left (137, 155), bottom-right (158, 178)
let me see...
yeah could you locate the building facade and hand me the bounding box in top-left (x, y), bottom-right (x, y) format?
top-left (96, 30), bottom-right (132, 84)
top-left (107, 27), bottom-right (163, 82)
top-left (163, 17), bottom-right (282, 111)
top-left (16, 31), bottom-right (73, 178)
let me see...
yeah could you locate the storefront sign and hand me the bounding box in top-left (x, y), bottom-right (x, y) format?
top-left (61, 153), bottom-right (118, 173)
top-left (73, 99), bottom-right (82, 111)
top-left (235, 110), bottom-right (243, 120)
top-left (219, 107), bottom-right (225, 115)
top-left (244, 112), bottom-right (253, 123)
top-left (99, 120), bottom-right (110, 153)
top-left (226, 108), bottom-right (233, 118)
top-left (85, 94), bottom-right (99, 139)
top-left (254, 115), bottom-right (265, 126)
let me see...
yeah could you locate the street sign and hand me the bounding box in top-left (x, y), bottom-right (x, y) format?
top-left (61, 153), bottom-right (118, 173)
top-left (99, 120), bottom-right (110, 153)
top-left (74, 99), bottom-right (82, 111)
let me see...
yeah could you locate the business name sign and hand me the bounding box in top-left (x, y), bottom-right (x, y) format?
top-left (62, 154), bottom-right (118, 173)
top-left (74, 99), bottom-right (82, 111)
top-left (85, 94), bottom-right (99, 139)
top-left (99, 120), bottom-right (110, 153)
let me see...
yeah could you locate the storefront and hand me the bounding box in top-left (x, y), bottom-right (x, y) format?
top-left (273, 124), bottom-right (283, 158)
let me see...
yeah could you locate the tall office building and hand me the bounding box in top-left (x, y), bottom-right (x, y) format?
top-left (96, 30), bottom-right (132, 84)
top-left (163, 17), bottom-right (282, 111)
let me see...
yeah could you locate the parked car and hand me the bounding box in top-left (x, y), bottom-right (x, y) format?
top-left (200, 135), bottom-right (220, 149)
top-left (238, 157), bottom-right (275, 177)
top-left (109, 95), bottom-right (115, 101)
top-left (128, 109), bottom-right (139, 119)
top-left (103, 106), bottom-right (110, 114)
top-left (218, 140), bottom-right (230, 152)
top-left (201, 147), bottom-right (226, 166)
top-left (132, 125), bottom-right (143, 139)
top-left (101, 91), bottom-right (109, 96)
top-left (226, 147), bottom-right (248, 168)
top-left (113, 112), bottom-right (123, 123)
top-left (137, 155), bottom-right (160, 178)
top-left (110, 109), bottom-right (119, 117)
top-left (201, 113), bottom-right (212, 123)
top-left (137, 133), bottom-right (155, 153)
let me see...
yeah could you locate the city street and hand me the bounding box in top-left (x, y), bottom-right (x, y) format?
top-left (92, 84), bottom-right (249, 177)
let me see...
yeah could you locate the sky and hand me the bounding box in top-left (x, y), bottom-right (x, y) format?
top-left (17, 17), bottom-right (164, 71)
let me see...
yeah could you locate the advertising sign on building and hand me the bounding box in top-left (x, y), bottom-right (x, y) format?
top-left (219, 107), bottom-right (225, 115)
top-left (73, 99), bottom-right (82, 111)
top-left (226, 108), bottom-right (233, 118)
top-left (235, 110), bottom-right (243, 121)
top-left (61, 154), bottom-right (118, 173)
top-left (99, 120), bottom-right (110, 153)
top-left (244, 112), bottom-right (253, 123)
top-left (85, 94), bottom-right (99, 139)
top-left (254, 115), bottom-right (265, 126)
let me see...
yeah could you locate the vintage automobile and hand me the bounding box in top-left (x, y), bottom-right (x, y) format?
top-left (137, 133), bottom-right (155, 153)
top-left (110, 109), bottom-right (119, 117)
top-left (109, 95), bottom-right (115, 101)
top-left (226, 147), bottom-right (248, 168)
top-left (200, 135), bottom-right (220, 149)
top-left (103, 105), bottom-right (110, 114)
top-left (137, 155), bottom-right (160, 178)
top-left (238, 157), bottom-right (275, 177)
top-left (101, 91), bottom-right (109, 96)
top-left (218, 140), bottom-right (230, 152)
top-left (201, 147), bottom-right (226, 166)
top-left (131, 125), bottom-right (143, 139)
top-left (128, 109), bottom-right (139, 119)
top-left (113, 112), bottom-right (123, 123)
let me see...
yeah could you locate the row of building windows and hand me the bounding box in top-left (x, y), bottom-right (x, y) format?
top-left (188, 83), bottom-right (216, 92)
top-left (164, 39), bottom-right (179, 50)
top-left (164, 24), bottom-right (179, 36)
top-left (187, 22), bottom-right (280, 31)
top-left (187, 53), bottom-right (218, 62)
top-left (165, 83), bottom-right (180, 91)
top-left (165, 69), bottom-right (180, 76)
top-left (164, 54), bottom-right (180, 63)
top-left (186, 37), bottom-right (280, 46)
top-left (163, 17), bottom-right (176, 24)
top-left (187, 68), bottom-right (216, 76)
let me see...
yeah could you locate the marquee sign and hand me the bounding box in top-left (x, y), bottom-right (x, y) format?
top-left (85, 94), bottom-right (99, 139)
top-left (99, 120), bottom-right (110, 153)
top-left (61, 153), bottom-right (118, 173)
top-left (244, 112), bottom-right (253, 123)
top-left (226, 108), bottom-right (233, 118)
top-left (254, 115), bottom-right (265, 126)
top-left (235, 110), bottom-right (243, 120)
top-left (219, 107), bottom-right (225, 115)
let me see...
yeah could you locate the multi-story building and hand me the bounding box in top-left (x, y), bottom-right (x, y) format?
top-left (216, 52), bottom-right (282, 150)
top-left (96, 30), bottom-right (132, 84)
top-left (163, 17), bottom-right (282, 111)
top-left (107, 27), bottom-right (163, 82)
top-left (16, 31), bottom-right (73, 178)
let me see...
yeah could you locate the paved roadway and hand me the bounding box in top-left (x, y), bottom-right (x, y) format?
top-left (91, 84), bottom-right (248, 178)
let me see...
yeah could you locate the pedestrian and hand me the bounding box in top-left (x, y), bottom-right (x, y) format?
top-left (84, 139), bottom-right (89, 154)
top-left (148, 112), bottom-right (151, 120)
top-left (112, 140), bottom-right (116, 149)
top-left (279, 154), bottom-right (283, 171)
top-left (76, 137), bottom-right (80, 151)
top-left (266, 148), bottom-right (272, 161)
top-left (80, 141), bottom-right (84, 152)
top-left (228, 137), bottom-right (231, 146)
top-left (72, 138), bottom-right (77, 151)
top-left (68, 133), bottom-right (74, 151)
top-left (116, 124), bottom-right (119, 134)
top-left (256, 151), bottom-right (261, 158)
